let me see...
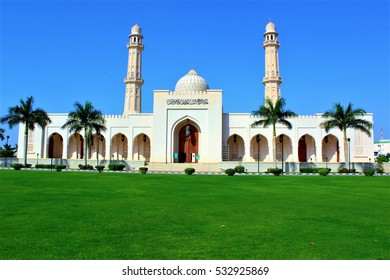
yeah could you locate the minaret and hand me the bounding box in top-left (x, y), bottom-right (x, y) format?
top-left (123, 24), bottom-right (144, 115)
top-left (262, 21), bottom-right (282, 105)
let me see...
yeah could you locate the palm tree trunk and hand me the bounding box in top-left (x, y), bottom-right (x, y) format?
top-left (96, 134), bottom-right (99, 166)
top-left (343, 129), bottom-right (348, 164)
top-left (84, 131), bottom-right (88, 166)
top-left (272, 124), bottom-right (277, 168)
top-left (24, 126), bottom-right (28, 166)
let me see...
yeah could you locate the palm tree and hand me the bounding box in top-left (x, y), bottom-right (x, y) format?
top-left (251, 98), bottom-right (297, 167)
top-left (0, 143), bottom-right (17, 158)
top-left (0, 96), bottom-right (51, 166)
top-left (0, 127), bottom-right (4, 141)
top-left (320, 102), bottom-right (372, 163)
top-left (61, 101), bottom-right (106, 166)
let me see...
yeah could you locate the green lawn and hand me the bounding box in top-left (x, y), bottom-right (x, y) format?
top-left (0, 170), bottom-right (389, 260)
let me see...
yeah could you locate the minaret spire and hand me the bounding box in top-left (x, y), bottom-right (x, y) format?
top-left (123, 24), bottom-right (144, 115)
top-left (262, 21), bottom-right (282, 105)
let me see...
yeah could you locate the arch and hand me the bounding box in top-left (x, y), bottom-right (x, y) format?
top-left (67, 133), bottom-right (84, 159)
top-left (298, 134), bottom-right (316, 162)
top-left (276, 134), bottom-right (292, 162)
top-left (178, 125), bottom-right (198, 163)
top-left (48, 132), bottom-right (63, 158)
top-left (133, 133), bottom-right (151, 162)
top-left (89, 134), bottom-right (106, 161)
top-left (172, 117), bottom-right (201, 163)
top-left (322, 134), bottom-right (340, 163)
top-left (227, 134), bottom-right (245, 161)
top-left (250, 134), bottom-right (269, 161)
top-left (111, 133), bottom-right (128, 160)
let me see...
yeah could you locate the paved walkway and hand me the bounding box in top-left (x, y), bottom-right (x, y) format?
top-left (1, 167), bottom-right (389, 176)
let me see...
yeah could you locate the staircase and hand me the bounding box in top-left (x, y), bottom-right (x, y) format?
top-left (146, 163), bottom-right (222, 173)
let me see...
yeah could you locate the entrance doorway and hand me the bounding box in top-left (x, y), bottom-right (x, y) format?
top-left (298, 137), bottom-right (307, 162)
top-left (178, 124), bottom-right (198, 163)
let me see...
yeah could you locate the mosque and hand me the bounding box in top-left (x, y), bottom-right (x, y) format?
top-left (17, 22), bottom-right (374, 171)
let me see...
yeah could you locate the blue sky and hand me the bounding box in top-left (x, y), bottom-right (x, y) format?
top-left (1, 0), bottom-right (389, 146)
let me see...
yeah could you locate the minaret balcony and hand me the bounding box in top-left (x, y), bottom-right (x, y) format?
top-left (262, 77), bottom-right (282, 84)
top-left (124, 77), bottom-right (144, 84)
top-left (262, 40), bottom-right (280, 48)
top-left (127, 43), bottom-right (144, 50)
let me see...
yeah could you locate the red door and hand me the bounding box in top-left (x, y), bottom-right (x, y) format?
top-left (179, 125), bottom-right (198, 163)
top-left (298, 138), bottom-right (307, 162)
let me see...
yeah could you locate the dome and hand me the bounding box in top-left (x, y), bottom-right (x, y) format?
top-left (131, 24), bottom-right (141, 35)
top-left (265, 21), bottom-right (276, 33)
top-left (174, 69), bottom-right (209, 93)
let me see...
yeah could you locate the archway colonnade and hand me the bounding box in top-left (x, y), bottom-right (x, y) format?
top-left (225, 133), bottom-right (340, 163)
top-left (45, 131), bottom-right (151, 162)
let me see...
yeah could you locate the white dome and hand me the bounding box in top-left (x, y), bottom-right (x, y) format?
top-left (174, 69), bottom-right (209, 93)
top-left (131, 24), bottom-right (141, 35)
top-left (265, 21), bottom-right (276, 33)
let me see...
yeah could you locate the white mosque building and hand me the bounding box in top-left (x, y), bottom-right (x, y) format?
top-left (17, 22), bottom-right (374, 172)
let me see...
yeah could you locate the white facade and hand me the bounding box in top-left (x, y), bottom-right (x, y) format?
top-left (17, 22), bottom-right (374, 170)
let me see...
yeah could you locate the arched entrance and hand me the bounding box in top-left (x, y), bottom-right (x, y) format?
top-left (276, 134), bottom-right (292, 162)
top-left (133, 133), bottom-right (151, 162)
top-left (298, 134), bottom-right (316, 162)
top-left (48, 133), bottom-right (63, 158)
top-left (322, 134), bottom-right (340, 162)
top-left (250, 134), bottom-right (269, 161)
top-left (67, 133), bottom-right (84, 159)
top-left (227, 134), bottom-right (245, 161)
top-left (178, 124), bottom-right (198, 163)
top-left (111, 133), bottom-right (128, 160)
top-left (89, 134), bottom-right (106, 160)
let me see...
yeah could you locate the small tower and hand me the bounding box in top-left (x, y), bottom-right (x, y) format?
top-left (123, 24), bottom-right (144, 115)
top-left (262, 21), bottom-right (282, 105)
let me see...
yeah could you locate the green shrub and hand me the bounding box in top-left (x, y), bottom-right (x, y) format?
top-left (184, 167), bottom-right (195, 175)
top-left (376, 168), bottom-right (384, 174)
top-left (108, 164), bottom-right (126, 171)
top-left (139, 167), bottom-right (148, 174)
top-left (267, 168), bottom-right (283, 176)
top-left (234, 165), bottom-right (245, 173)
top-left (338, 168), bottom-right (349, 173)
top-left (78, 164), bottom-right (94, 170)
top-left (55, 164), bottom-right (66, 172)
top-left (95, 165), bottom-right (105, 173)
top-left (300, 167), bottom-right (319, 173)
top-left (350, 168), bottom-right (356, 173)
top-left (318, 168), bottom-right (330, 176)
top-left (11, 163), bottom-right (23, 170)
top-left (24, 164), bottom-right (32, 168)
top-left (363, 168), bottom-right (375, 176)
top-left (35, 164), bottom-right (54, 169)
top-left (225, 168), bottom-right (235, 176)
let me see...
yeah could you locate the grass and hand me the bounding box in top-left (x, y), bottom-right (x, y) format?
top-left (0, 170), bottom-right (389, 260)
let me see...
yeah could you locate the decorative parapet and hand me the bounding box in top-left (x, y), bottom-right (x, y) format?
top-left (249, 114), bottom-right (320, 120)
top-left (168, 90), bottom-right (209, 95)
top-left (104, 113), bottom-right (153, 119)
top-left (295, 115), bottom-right (320, 119)
top-left (104, 115), bottom-right (128, 119)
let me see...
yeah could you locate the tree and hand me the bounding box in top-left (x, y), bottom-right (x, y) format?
top-left (0, 96), bottom-right (51, 166)
top-left (251, 98), bottom-right (297, 167)
top-left (0, 127), bottom-right (4, 141)
top-left (0, 143), bottom-right (17, 158)
top-left (61, 101), bottom-right (106, 166)
top-left (320, 102), bottom-right (372, 163)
